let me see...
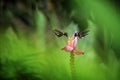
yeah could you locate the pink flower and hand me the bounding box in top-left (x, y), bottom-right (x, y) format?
top-left (61, 32), bottom-right (84, 55)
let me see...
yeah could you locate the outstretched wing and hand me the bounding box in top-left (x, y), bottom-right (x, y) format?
top-left (78, 30), bottom-right (89, 38)
top-left (53, 29), bottom-right (68, 37)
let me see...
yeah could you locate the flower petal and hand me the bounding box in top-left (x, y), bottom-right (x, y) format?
top-left (73, 37), bottom-right (77, 48)
top-left (73, 49), bottom-right (84, 55)
top-left (61, 45), bottom-right (73, 52)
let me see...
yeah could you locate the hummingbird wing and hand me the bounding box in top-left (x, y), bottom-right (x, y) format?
top-left (53, 29), bottom-right (68, 37)
top-left (78, 30), bottom-right (89, 38)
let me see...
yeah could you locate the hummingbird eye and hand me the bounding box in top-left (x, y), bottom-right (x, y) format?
top-left (74, 33), bottom-right (77, 37)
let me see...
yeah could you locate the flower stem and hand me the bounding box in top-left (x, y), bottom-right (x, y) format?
top-left (70, 51), bottom-right (75, 79)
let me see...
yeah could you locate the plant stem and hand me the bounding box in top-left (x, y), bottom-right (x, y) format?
top-left (70, 51), bottom-right (75, 79)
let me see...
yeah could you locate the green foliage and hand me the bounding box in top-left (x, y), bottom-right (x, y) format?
top-left (0, 0), bottom-right (120, 80)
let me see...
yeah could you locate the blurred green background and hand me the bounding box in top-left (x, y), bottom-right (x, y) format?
top-left (0, 0), bottom-right (120, 80)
